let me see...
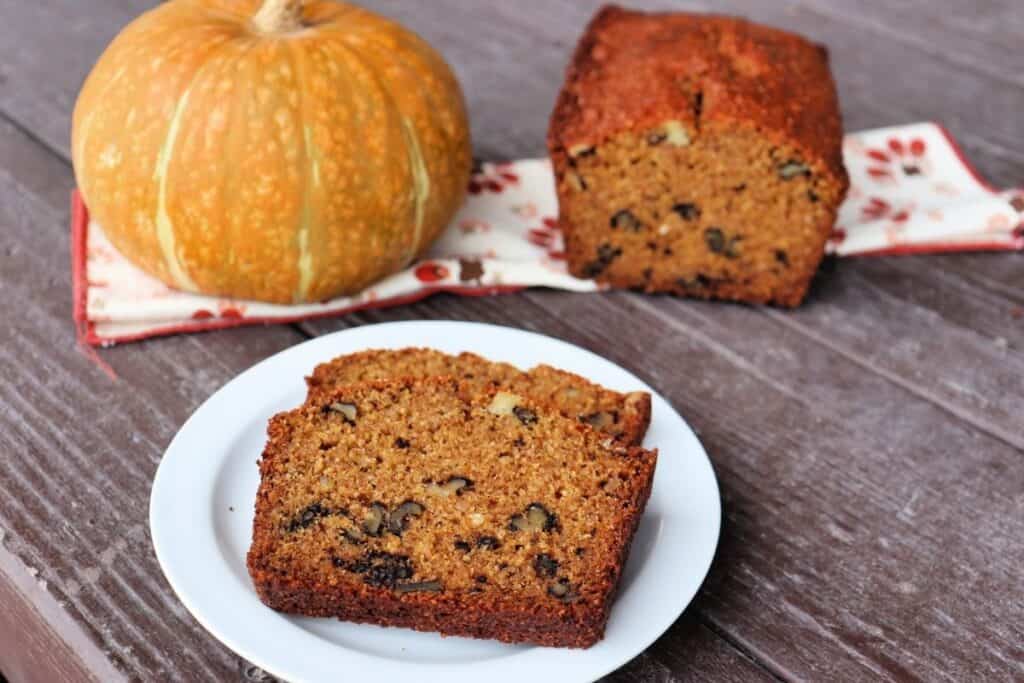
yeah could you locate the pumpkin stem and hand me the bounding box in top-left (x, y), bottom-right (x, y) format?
top-left (252, 0), bottom-right (305, 34)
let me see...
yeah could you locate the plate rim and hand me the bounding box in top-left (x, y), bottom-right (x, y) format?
top-left (150, 320), bottom-right (721, 683)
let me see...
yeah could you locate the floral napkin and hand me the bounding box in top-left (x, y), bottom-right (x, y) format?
top-left (74, 122), bottom-right (1023, 346)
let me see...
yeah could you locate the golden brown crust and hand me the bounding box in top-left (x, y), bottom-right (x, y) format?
top-left (547, 6), bottom-right (849, 307)
top-left (548, 6), bottom-right (846, 186)
top-left (249, 581), bottom-right (609, 647)
top-left (247, 377), bottom-right (657, 648)
top-left (305, 348), bottom-right (651, 445)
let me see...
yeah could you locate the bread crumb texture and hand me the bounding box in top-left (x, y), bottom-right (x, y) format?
top-left (548, 7), bottom-right (849, 306)
top-left (248, 376), bottom-right (657, 647)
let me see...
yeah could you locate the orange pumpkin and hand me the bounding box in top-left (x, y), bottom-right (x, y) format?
top-left (72, 0), bottom-right (471, 303)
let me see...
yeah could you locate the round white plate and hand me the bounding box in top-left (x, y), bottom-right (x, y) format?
top-left (150, 321), bottom-right (720, 683)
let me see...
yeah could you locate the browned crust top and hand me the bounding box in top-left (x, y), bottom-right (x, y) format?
top-left (548, 5), bottom-right (848, 188)
top-left (305, 347), bottom-right (652, 446)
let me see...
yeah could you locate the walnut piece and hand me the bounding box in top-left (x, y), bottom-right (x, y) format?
top-left (487, 391), bottom-right (522, 416)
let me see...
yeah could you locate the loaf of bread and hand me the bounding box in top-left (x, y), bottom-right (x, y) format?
top-left (548, 6), bottom-right (849, 306)
top-left (247, 377), bottom-right (657, 647)
top-left (306, 347), bottom-right (651, 445)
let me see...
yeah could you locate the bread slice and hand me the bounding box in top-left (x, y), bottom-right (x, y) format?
top-left (247, 377), bottom-right (657, 647)
top-left (306, 348), bottom-right (651, 445)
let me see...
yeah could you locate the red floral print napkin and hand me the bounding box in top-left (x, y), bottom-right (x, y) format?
top-left (73, 122), bottom-right (1023, 346)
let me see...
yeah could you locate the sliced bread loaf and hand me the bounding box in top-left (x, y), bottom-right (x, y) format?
top-left (247, 377), bottom-right (657, 647)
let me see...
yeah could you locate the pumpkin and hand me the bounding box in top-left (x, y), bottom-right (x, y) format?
top-left (72, 0), bottom-right (471, 303)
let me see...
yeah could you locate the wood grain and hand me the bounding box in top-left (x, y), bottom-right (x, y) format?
top-left (303, 285), bottom-right (1024, 680)
top-left (0, 112), bottom-right (302, 679)
top-left (605, 617), bottom-right (777, 683)
top-left (0, 543), bottom-right (117, 683)
top-left (0, 0), bottom-right (1022, 681)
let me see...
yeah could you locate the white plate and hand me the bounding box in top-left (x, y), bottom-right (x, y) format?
top-left (150, 321), bottom-right (720, 683)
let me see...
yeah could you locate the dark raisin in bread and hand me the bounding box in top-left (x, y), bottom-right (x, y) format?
top-left (305, 347), bottom-right (651, 445)
top-left (548, 6), bottom-right (849, 306)
top-left (247, 377), bottom-right (657, 648)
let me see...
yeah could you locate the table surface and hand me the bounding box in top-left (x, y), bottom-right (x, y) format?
top-left (2, 1), bottom-right (1023, 681)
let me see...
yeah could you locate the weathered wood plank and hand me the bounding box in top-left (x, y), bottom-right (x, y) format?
top-left (302, 286), bottom-right (1024, 681)
top-left (1, 0), bottom-right (1022, 681)
top-left (0, 540), bottom-right (124, 683)
top-left (604, 617), bottom-right (776, 683)
top-left (802, 0), bottom-right (1024, 90)
top-left (0, 112), bottom-right (304, 679)
top-left (772, 258), bottom-right (1024, 449)
top-left (0, 0), bottom-right (159, 161)
top-left (881, 251), bottom-right (1024, 304)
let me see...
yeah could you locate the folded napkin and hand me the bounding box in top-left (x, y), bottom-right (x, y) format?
top-left (74, 122), bottom-right (1022, 346)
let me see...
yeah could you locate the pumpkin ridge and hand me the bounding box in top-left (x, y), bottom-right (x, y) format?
top-left (213, 38), bottom-right (261, 296)
top-left (327, 36), bottom-right (421, 273)
top-left (319, 20), bottom-right (462, 162)
top-left (332, 35), bottom-right (436, 266)
top-left (295, 125), bottom-right (318, 302)
top-left (73, 1), bottom-right (188, 217)
top-left (354, 30), bottom-right (458, 148)
top-left (151, 33), bottom-right (241, 293)
top-left (350, 29), bottom-right (470, 257)
top-left (286, 38), bottom-right (319, 303)
top-left (314, 36), bottom-right (403, 294)
top-left (154, 84), bottom-right (200, 292)
top-left (399, 115), bottom-right (431, 264)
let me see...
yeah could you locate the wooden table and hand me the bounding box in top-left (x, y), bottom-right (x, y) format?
top-left (2, 1), bottom-right (1022, 681)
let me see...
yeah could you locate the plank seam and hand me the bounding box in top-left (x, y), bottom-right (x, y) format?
top-left (762, 307), bottom-right (1024, 453)
top-left (697, 615), bottom-right (791, 682)
top-left (0, 537), bottom-right (126, 683)
top-left (799, 0), bottom-right (1024, 92)
top-left (0, 106), bottom-right (71, 167)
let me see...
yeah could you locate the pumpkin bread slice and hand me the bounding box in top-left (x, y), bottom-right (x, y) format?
top-left (305, 348), bottom-right (651, 445)
top-left (247, 377), bottom-right (657, 648)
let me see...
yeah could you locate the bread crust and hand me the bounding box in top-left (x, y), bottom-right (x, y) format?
top-left (548, 6), bottom-right (849, 307)
top-left (305, 348), bottom-right (652, 445)
top-left (247, 377), bottom-right (657, 648)
top-left (549, 6), bottom-right (847, 188)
